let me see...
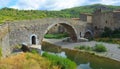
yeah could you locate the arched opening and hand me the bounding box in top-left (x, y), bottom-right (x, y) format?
top-left (30, 34), bottom-right (38, 45)
top-left (84, 31), bottom-right (93, 40)
top-left (31, 36), bottom-right (36, 45)
top-left (43, 23), bottom-right (77, 42)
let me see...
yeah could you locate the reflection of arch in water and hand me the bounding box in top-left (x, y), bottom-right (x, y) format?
top-left (84, 30), bottom-right (93, 39)
top-left (30, 34), bottom-right (37, 45)
top-left (43, 23), bottom-right (78, 42)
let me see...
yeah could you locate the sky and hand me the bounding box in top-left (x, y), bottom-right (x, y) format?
top-left (0, 0), bottom-right (120, 10)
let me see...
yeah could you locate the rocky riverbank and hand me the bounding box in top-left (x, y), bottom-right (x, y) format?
top-left (43, 38), bottom-right (120, 62)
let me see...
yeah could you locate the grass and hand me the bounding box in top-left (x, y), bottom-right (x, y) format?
top-left (44, 33), bottom-right (69, 39)
top-left (0, 51), bottom-right (77, 69)
top-left (74, 45), bottom-right (91, 51)
top-left (74, 43), bottom-right (107, 52)
top-left (42, 52), bottom-right (77, 69)
top-left (93, 44), bottom-right (107, 52)
top-left (95, 38), bottom-right (120, 45)
top-left (0, 53), bottom-right (60, 69)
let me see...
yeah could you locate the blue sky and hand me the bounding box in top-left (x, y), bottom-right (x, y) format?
top-left (0, 0), bottom-right (120, 10)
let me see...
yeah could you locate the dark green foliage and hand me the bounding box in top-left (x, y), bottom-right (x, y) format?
top-left (75, 44), bottom-right (107, 52)
top-left (95, 38), bottom-right (120, 45)
top-left (44, 33), bottom-right (69, 39)
top-left (101, 27), bottom-right (112, 37)
top-left (74, 45), bottom-right (91, 51)
top-left (93, 44), bottom-right (107, 52)
top-left (101, 27), bottom-right (120, 38)
top-left (42, 52), bottom-right (77, 69)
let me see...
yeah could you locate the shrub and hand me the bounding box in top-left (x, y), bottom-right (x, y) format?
top-left (44, 33), bottom-right (69, 39)
top-left (93, 44), bottom-right (107, 52)
top-left (95, 38), bottom-right (120, 45)
top-left (101, 27), bottom-right (112, 37)
top-left (74, 45), bottom-right (91, 51)
top-left (0, 53), bottom-right (59, 69)
top-left (42, 52), bottom-right (76, 69)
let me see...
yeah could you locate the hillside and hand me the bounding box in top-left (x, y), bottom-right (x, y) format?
top-left (0, 4), bottom-right (120, 24)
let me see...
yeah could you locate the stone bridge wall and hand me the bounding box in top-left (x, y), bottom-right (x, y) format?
top-left (0, 18), bottom-right (89, 57)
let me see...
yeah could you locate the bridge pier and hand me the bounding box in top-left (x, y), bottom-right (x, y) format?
top-left (29, 45), bottom-right (42, 54)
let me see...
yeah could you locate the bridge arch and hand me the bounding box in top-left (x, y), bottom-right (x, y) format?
top-left (42, 22), bottom-right (78, 42)
top-left (84, 30), bottom-right (93, 39)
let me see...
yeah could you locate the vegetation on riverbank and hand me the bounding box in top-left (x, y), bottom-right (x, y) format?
top-left (74, 43), bottom-right (107, 52)
top-left (95, 38), bottom-right (120, 45)
top-left (44, 33), bottom-right (69, 39)
top-left (62, 48), bottom-right (120, 69)
top-left (93, 27), bottom-right (120, 45)
top-left (42, 52), bottom-right (76, 69)
top-left (0, 53), bottom-right (58, 69)
top-left (0, 52), bottom-right (76, 69)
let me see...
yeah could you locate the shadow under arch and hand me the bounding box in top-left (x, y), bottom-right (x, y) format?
top-left (42, 23), bottom-right (78, 42)
top-left (84, 30), bottom-right (93, 39)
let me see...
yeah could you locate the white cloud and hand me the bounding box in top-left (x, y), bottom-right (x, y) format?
top-left (0, 0), bottom-right (11, 7)
top-left (42, 0), bottom-right (87, 10)
top-left (100, 0), bottom-right (120, 5)
top-left (90, 0), bottom-right (120, 5)
top-left (8, 0), bottom-right (120, 10)
top-left (10, 0), bottom-right (87, 10)
top-left (11, 0), bottom-right (45, 10)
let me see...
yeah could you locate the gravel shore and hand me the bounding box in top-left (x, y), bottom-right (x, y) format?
top-left (43, 38), bottom-right (120, 62)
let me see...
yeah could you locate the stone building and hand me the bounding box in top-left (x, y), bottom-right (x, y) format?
top-left (92, 9), bottom-right (120, 37)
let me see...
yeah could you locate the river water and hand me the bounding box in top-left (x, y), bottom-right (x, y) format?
top-left (41, 41), bottom-right (120, 69)
top-left (41, 50), bottom-right (120, 69)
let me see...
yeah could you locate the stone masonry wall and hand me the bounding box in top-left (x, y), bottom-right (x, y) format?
top-left (0, 18), bottom-right (88, 57)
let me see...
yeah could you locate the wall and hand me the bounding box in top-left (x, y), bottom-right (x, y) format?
top-left (0, 18), bottom-right (88, 57)
top-left (92, 11), bottom-right (114, 37)
top-left (0, 23), bottom-right (10, 57)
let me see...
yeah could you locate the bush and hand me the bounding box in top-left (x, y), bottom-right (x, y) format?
top-left (93, 44), bottom-right (107, 52)
top-left (0, 53), bottom-right (59, 69)
top-left (42, 52), bottom-right (76, 69)
top-left (74, 45), bottom-right (91, 51)
top-left (95, 38), bottom-right (120, 45)
top-left (44, 33), bottom-right (69, 39)
top-left (101, 27), bottom-right (112, 37)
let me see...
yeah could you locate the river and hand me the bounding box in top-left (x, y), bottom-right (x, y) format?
top-left (42, 41), bottom-right (120, 69)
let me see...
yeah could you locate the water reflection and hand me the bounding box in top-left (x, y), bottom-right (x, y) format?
top-left (41, 50), bottom-right (120, 69)
top-left (41, 51), bottom-right (67, 58)
top-left (77, 63), bottom-right (92, 69)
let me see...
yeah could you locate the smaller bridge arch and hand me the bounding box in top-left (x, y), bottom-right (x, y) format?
top-left (84, 30), bottom-right (93, 39)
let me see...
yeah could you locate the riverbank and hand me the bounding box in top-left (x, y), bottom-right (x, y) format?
top-left (43, 38), bottom-right (120, 62)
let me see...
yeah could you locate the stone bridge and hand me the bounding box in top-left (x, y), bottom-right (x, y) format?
top-left (0, 18), bottom-right (93, 57)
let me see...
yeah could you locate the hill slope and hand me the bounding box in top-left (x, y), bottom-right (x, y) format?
top-left (0, 4), bottom-right (120, 24)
